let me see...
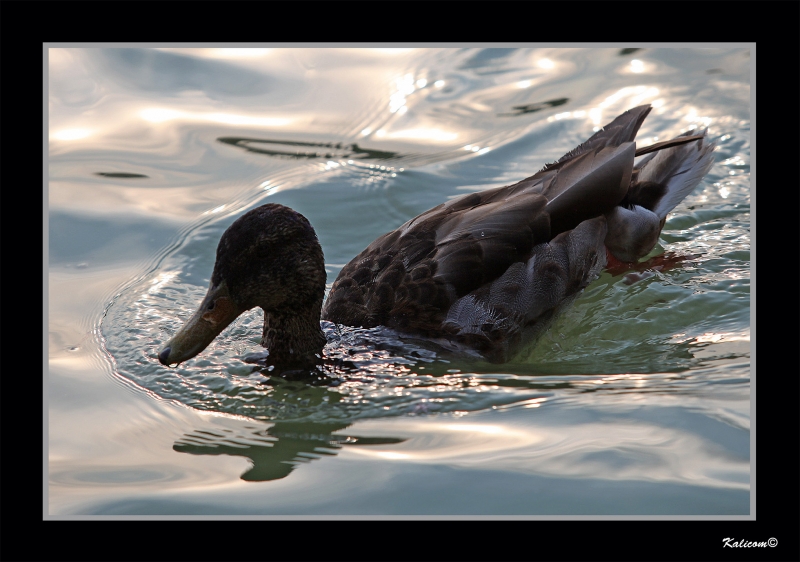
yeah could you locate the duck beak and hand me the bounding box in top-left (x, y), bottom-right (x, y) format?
top-left (158, 280), bottom-right (243, 366)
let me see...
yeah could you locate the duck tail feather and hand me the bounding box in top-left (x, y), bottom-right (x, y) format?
top-left (634, 134), bottom-right (706, 157)
top-left (558, 105), bottom-right (651, 161)
top-left (539, 105), bottom-right (652, 173)
top-left (634, 128), bottom-right (717, 219)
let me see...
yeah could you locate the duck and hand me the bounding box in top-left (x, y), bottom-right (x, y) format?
top-left (158, 105), bottom-right (716, 367)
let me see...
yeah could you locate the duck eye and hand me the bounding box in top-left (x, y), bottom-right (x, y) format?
top-left (207, 301), bottom-right (215, 311)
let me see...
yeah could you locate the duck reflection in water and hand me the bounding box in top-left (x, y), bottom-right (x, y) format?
top-left (174, 421), bottom-right (405, 482)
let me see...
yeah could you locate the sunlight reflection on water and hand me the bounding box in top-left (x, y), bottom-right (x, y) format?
top-left (49, 46), bottom-right (751, 516)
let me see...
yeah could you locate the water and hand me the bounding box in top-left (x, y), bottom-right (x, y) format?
top-left (48, 46), bottom-right (751, 516)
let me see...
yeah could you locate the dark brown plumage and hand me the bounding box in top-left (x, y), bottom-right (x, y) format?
top-left (158, 105), bottom-right (716, 367)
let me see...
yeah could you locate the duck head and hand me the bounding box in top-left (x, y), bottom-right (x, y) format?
top-left (158, 203), bottom-right (327, 367)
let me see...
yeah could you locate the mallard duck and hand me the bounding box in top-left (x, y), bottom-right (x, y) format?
top-left (158, 105), bottom-right (715, 367)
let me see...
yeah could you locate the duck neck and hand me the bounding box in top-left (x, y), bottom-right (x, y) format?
top-left (261, 304), bottom-right (326, 365)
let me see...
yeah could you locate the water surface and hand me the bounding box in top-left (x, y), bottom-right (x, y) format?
top-left (48, 46), bottom-right (751, 516)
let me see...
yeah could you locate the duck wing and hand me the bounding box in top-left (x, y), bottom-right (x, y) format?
top-left (321, 188), bottom-right (551, 333)
top-left (547, 104), bottom-right (651, 167)
top-left (500, 105), bottom-right (651, 233)
top-left (322, 109), bottom-right (650, 342)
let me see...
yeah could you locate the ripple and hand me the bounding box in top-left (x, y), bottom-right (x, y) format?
top-left (51, 467), bottom-right (182, 486)
top-left (103, 238), bottom-right (749, 424)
